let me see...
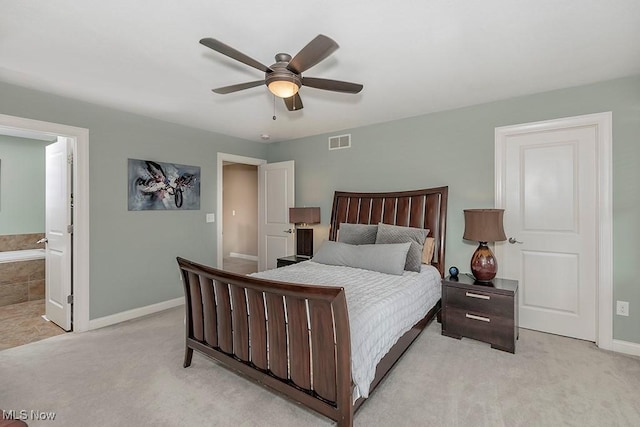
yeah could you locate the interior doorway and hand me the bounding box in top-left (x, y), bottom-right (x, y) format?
top-left (0, 133), bottom-right (66, 349)
top-left (0, 113), bottom-right (90, 337)
top-left (216, 153), bottom-right (266, 272)
top-left (222, 162), bottom-right (259, 275)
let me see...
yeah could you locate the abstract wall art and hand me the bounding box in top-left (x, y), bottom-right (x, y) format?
top-left (128, 159), bottom-right (200, 211)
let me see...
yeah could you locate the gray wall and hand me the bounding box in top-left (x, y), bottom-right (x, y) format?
top-left (268, 75), bottom-right (640, 345)
top-left (0, 135), bottom-right (49, 235)
top-left (0, 81), bottom-right (267, 319)
top-left (1, 75), bottom-right (638, 344)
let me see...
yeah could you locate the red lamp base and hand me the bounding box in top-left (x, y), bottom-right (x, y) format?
top-left (470, 242), bottom-right (497, 282)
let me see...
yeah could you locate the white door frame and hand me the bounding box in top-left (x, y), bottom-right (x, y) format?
top-left (495, 111), bottom-right (613, 350)
top-left (0, 113), bottom-right (90, 333)
top-left (216, 153), bottom-right (266, 268)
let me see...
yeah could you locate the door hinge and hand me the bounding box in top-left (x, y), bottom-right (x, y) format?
top-left (67, 153), bottom-right (73, 165)
top-left (67, 224), bottom-right (74, 234)
top-left (67, 295), bottom-right (73, 304)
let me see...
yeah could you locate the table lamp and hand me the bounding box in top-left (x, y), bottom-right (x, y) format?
top-left (289, 207), bottom-right (320, 258)
top-left (463, 209), bottom-right (507, 282)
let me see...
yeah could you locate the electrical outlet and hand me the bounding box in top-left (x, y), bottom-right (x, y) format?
top-left (616, 301), bottom-right (629, 316)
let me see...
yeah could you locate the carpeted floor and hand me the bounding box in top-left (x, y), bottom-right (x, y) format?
top-left (1, 306), bottom-right (639, 426)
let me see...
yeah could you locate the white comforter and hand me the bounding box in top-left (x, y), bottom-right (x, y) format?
top-left (251, 261), bottom-right (441, 399)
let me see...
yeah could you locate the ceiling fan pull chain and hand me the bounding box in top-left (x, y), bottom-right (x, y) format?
top-left (272, 94), bottom-right (277, 120)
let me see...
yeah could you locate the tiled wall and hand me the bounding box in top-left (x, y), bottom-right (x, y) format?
top-left (0, 233), bottom-right (45, 251)
top-left (0, 233), bottom-right (45, 307)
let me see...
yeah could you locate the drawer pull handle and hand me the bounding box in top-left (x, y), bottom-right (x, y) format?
top-left (466, 292), bottom-right (490, 300)
top-left (466, 313), bottom-right (490, 322)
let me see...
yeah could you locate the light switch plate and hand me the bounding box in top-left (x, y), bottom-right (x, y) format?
top-left (206, 213), bottom-right (215, 223)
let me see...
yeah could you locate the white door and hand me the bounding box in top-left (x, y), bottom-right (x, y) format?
top-left (258, 161), bottom-right (295, 271)
top-left (45, 137), bottom-right (73, 331)
top-left (495, 120), bottom-right (599, 341)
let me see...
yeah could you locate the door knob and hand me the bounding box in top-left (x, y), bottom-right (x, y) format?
top-left (283, 229), bottom-right (294, 234)
top-left (508, 237), bottom-right (523, 244)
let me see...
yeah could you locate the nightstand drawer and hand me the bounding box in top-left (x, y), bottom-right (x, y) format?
top-left (445, 286), bottom-right (513, 317)
top-left (444, 307), bottom-right (515, 353)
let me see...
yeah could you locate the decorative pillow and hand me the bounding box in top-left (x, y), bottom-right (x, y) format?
top-left (422, 237), bottom-right (436, 264)
top-left (337, 223), bottom-right (378, 245)
top-left (375, 223), bottom-right (430, 272)
top-left (312, 240), bottom-right (411, 276)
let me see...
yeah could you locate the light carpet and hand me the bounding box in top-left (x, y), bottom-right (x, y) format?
top-left (1, 306), bottom-right (639, 426)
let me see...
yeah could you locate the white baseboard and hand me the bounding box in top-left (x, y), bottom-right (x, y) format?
top-left (229, 252), bottom-right (258, 262)
top-left (612, 339), bottom-right (640, 357)
top-left (88, 297), bottom-right (184, 330)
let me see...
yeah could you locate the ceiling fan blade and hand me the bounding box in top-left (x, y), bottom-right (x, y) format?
top-left (287, 35), bottom-right (339, 74)
top-left (212, 80), bottom-right (265, 94)
top-left (200, 38), bottom-right (272, 73)
top-left (283, 93), bottom-right (303, 111)
top-left (302, 77), bottom-right (363, 94)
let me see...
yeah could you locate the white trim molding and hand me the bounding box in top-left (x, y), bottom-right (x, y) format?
top-left (89, 297), bottom-right (184, 330)
top-left (495, 112), bottom-right (614, 351)
top-left (612, 339), bottom-right (640, 358)
top-left (229, 252), bottom-right (259, 261)
top-left (0, 113), bottom-right (91, 333)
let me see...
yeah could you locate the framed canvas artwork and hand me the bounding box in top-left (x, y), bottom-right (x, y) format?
top-left (128, 159), bottom-right (200, 211)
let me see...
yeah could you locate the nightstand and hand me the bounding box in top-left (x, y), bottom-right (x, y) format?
top-left (276, 255), bottom-right (308, 268)
top-left (441, 274), bottom-right (518, 353)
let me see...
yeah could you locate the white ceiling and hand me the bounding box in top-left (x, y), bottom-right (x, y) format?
top-left (1, 1), bottom-right (639, 143)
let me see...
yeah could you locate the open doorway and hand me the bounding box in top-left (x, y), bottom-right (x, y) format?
top-left (217, 153), bottom-right (265, 274)
top-left (0, 133), bottom-right (66, 349)
top-left (216, 153), bottom-right (295, 272)
top-left (222, 162), bottom-right (259, 275)
top-left (0, 113), bottom-right (90, 346)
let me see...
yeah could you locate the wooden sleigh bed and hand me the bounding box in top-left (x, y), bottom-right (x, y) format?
top-left (177, 186), bottom-right (448, 426)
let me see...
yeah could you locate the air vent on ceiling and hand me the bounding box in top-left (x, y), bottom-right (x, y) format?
top-left (328, 134), bottom-right (351, 150)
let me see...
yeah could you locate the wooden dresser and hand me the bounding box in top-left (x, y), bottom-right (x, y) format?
top-left (441, 275), bottom-right (518, 353)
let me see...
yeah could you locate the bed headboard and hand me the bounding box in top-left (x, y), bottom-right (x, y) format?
top-left (328, 186), bottom-right (448, 277)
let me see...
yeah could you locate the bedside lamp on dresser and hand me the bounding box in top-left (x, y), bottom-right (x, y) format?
top-left (442, 208), bottom-right (518, 353)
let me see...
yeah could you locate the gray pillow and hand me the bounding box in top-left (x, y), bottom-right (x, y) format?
top-left (337, 223), bottom-right (378, 245)
top-left (375, 223), bottom-right (429, 272)
top-left (312, 240), bottom-right (411, 276)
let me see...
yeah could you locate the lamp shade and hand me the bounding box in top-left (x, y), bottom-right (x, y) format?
top-left (289, 207), bottom-right (321, 225)
top-left (463, 209), bottom-right (507, 243)
top-left (268, 80), bottom-right (300, 98)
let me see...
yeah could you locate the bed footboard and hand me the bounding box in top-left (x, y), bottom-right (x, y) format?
top-left (177, 257), bottom-right (353, 426)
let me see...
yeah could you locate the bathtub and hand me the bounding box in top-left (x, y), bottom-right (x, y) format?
top-left (0, 249), bottom-right (46, 263)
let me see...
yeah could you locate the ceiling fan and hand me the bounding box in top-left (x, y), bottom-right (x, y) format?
top-left (199, 34), bottom-right (363, 111)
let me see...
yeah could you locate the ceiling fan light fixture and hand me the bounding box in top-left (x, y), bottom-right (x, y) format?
top-left (267, 79), bottom-right (300, 98)
top-left (201, 35), bottom-right (362, 111)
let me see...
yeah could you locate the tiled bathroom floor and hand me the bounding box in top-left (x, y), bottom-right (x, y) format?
top-left (0, 300), bottom-right (66, 351)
